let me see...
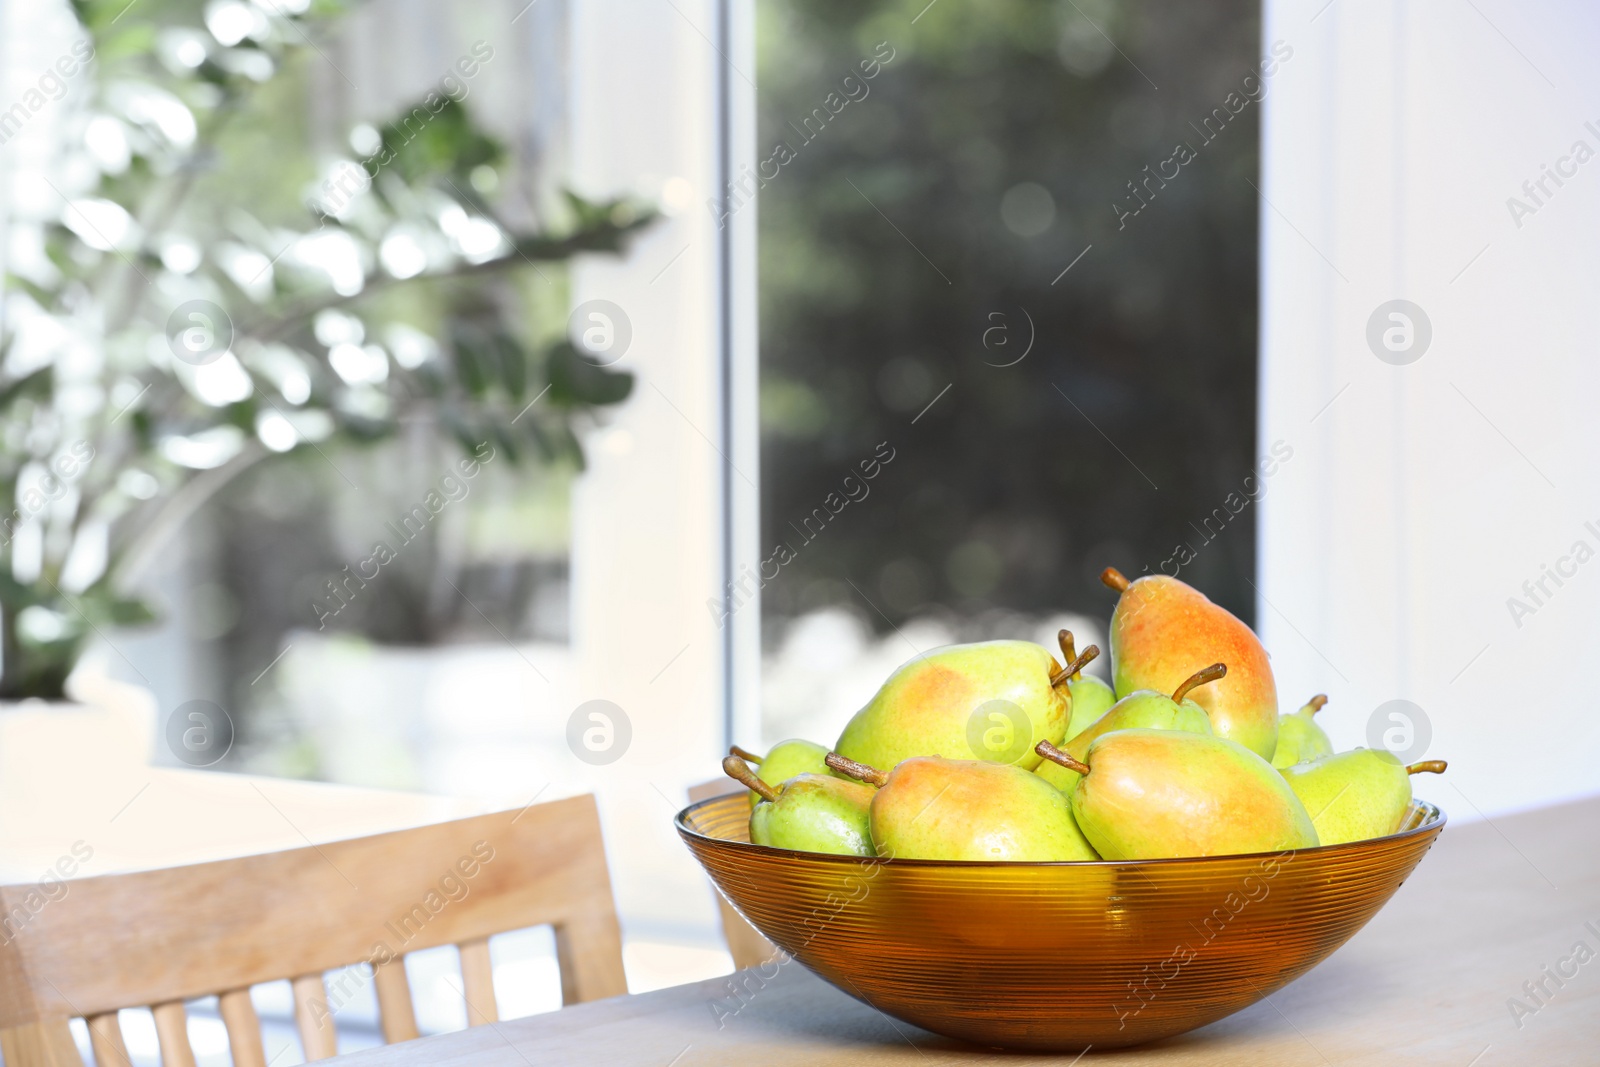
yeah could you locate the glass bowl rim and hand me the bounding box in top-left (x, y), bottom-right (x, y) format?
top-left (675, 794), bottom-right (1446, 868)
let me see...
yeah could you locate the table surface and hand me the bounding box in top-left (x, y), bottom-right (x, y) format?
top-left (327, 791), bottom-right (1599, 1066)
top-left (0, 693), bottom-right (480, 883)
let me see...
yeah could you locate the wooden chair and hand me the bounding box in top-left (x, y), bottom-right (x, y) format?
top-left (686, 779), bottom-right (779, 970)
top-left (0, 795), bottom-right (626, 1066)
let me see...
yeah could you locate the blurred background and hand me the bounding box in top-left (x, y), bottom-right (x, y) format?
top-left (753, 1), bottom-right (1260, 744)
top-left (2, 0), bottom-right (1597, 1062)
top-left (0, 0), bottom-right (1261, 783)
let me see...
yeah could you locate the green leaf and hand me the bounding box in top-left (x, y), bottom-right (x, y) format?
top-left (513, 196), bottom-right (658, 260)
top-left (411, 358), bottom-right (450, 397)
top-left (131, 409), bottom-right (154, 449)
top-left (0, 367), bottom-right (54, 414)
top-left (559, 423), bottom-right (586, 469)
top-left (332, 410), bottom-right (394, 442)
top-left (223, 400), bottom-right (258, 430)
top-left (521, 417), bottom-right (557, 462)
top-left (441, 413), bottom-right (480, 458)
top-left (448, 321), bottom-right (493, 397)
top-left (375, 96), bottom-right (503, 186)
top-left (96, 23), bottom-right (160, 62)
top-left (105, 596), bottom-right (158, 627)
top-left (2, 274), bottom-right (58, 309)
top-left (492, 330), bottom-right (527, 400)
top-left (0, 572), bottom-right (50, 610)
top-left (545, 341), bottom-right (634, 408)
top-left (488, 421), bottom-right (520, 465)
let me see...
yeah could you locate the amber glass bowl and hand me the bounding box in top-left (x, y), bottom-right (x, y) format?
top-left (677, 793), bottom-right (1445, 1050)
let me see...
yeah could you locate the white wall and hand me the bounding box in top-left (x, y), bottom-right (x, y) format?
top-left (1260, 0), bottom-right (1600, 817)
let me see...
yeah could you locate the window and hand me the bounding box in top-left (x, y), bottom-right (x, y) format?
top-left (754, 1), bottom-right (1264, 746)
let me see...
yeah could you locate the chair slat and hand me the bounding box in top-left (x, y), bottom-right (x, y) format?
top-left (217, 989), bottom-right (267, 1067)
top-left (290, 973), bottom-right (339, 1060)
top-left (688, 778), bottom-right (782, 969)
top-left (85, 1012), bottom-right (129, 1067)
top-left (0, 798), bottom-right (626, 1057)
top-left (150, 1002), bottom-right (196, 1067)
top-left (553, 913), bottom-right (628, 1005)
top-left (372, 958), bottom-right (419, 1044)
top-left (0, 1020), bottom-right (85, 1066)
top-left (457, 938), bottom-right (498, 1025)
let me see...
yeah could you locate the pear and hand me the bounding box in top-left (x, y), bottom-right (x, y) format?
top-left (729, 739), bottom-right (832, 807)
top-left (1056, 630), bottom-right (1117, 742)
top-left (826, 752), bottom-right (1099, 861)
top-left (834, 640), bottom-right (1083, 772)
top-left (722, 756), bottom-right (874, 856)
top-left (1102, 567), bottom-right (1279, 760)
top-left (1035, 663), bottom-right (1223, 795)
top-left (1037, 730), bottom-right (1318, 859)
top-left (1270, 694), bottom-right (1335, 769)
top-left (1280, 750), bottom-right (1448, 845)
top-left (1063, 676), bottom-right (1116, 741)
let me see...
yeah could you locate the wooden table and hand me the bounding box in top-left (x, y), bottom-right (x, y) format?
top-left (328, 793), bottom-right (1599, 1065)
top-left (0, 695), bottom-right (480, 883)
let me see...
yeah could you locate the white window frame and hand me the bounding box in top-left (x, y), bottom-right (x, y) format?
top-left (567, 0), bottom-right (760, 939)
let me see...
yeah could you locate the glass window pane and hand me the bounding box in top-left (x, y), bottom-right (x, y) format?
top-left (757, 1), bottom-right (1263, 744)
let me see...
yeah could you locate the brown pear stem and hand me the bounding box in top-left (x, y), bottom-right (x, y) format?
top-left (824, 751), bottom-right (890, 787)
top-left (1050, 645), bottom-right (1101, 687)
top-left (723, 755), bottom-right (779, 802)
top-left (1057, 629), bottom-right (1077, 670)
top-left (1035, 740), bottom-right (1091, 776)
top-left (1406, 760), bottom-right (1448, 776)
top-left (1101, 567), bottom-right (1130, 592)
top-left (1306, 694), bottom-right (1328, 715)
top-left (1172, 663), bottom-right (1227, 704)
top-left (728, 744), bottom-right (763, 764)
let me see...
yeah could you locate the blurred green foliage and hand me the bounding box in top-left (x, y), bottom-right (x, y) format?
top-left (756, 0), bottom-right (1262, 630)
top-left (0, 0), bottom-right (652, 697)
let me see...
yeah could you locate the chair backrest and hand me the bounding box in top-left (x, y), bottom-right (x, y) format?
top-left (0, 795), bottom-right (625, 1066)
top-left (686, 779), bottom-right (779, 970)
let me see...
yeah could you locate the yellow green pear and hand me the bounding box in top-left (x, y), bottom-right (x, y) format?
top-left (1102, 568), bottom-right (1279, 759)
top-left (1037, 730), bottom-right (1318, 859)
top-left (1036, 663), bottom-right (1222, 795)
top-left (729, 739), bottom-right (833, 807)
top-left (1280, 750), bottom-right (1447, 845)
top-left (1056, 630), bottom-right (1117, 742)
top-left (1270, 694), bottom-right (1335, 769)
top-left (834, 640), bottom-right (1079, 772)
top-left (826, 752), bottom-right (1099, 861)
top-left (723, 756), bottom-right (875, 856)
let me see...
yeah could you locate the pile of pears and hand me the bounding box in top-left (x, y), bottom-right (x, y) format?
top-left (723, 569), bottom-right (1447, 862)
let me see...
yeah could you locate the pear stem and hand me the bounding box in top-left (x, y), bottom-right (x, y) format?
top-left (728, 744), bottom-right (763, 764)
top-left (1406, 760), bottom-right (1448, 776)
top-left (1306, 695), bottom-right (1328, 715)
top-left (1057, 629), bottom-right (1077, 672)
top-left (723, 755), bottom-right (779, 802)
top-left (1101, 567), bottom-right (1130, 592)
top-left (1035, 740), bottom-right (1091, 776)
top-left (1172, 663), bottom-right (1228, 704)
top-left (824, 752), bottom-right (890, 787)
top-left (1050, 645), bottom-right (1101, 687)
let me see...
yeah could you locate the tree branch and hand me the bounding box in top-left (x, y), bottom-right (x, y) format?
top-left (242, 219), bottom-right (653, 344)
